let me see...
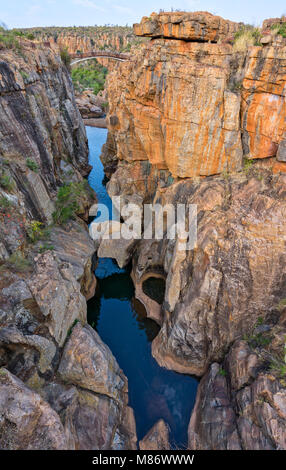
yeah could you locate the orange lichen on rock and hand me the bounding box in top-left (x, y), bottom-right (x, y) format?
top-left (105, 13), bottom-right (286, 181)
top-left (241, 46), bottom-right (286, 160)
top-left (107, 40), bottom-right (243, 178)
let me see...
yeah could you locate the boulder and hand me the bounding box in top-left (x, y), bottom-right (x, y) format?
top-left (139, 419), bottom-right (170, 450)
top-left (90, 220), bottom-right (137, 268)
top-left (0, 368), bottom-right (67, 450)
top-left (58, 323), bottom-right (127, 401)
top-left (43, 382), bottom-right (136, 450)
top-left (226, 340), bottom-right (260, 390)
top-left (27, 252), bottom-right (86, 347)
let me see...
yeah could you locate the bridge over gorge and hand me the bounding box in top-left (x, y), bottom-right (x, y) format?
top-left (70, 51), bottom-right (131, 65)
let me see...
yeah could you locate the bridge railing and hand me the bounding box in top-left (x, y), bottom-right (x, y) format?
top-left (70, 51), bottom-right (130, 60)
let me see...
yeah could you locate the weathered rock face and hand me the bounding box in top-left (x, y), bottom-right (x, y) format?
top-left (104, 16), bottom-right (286, 186)
top-left (27, 252), bottom-right (87, 347)
top-left (134, 11), bottom-right (240, 42)
top-left (55, 323), bottom-right (137, 450)
top-left (0, 39), bottom-right (136, 450)
top-left (75, 90), bottom-right (105, 120)
top-left (0, 39), bottom-right (90, 261)
top-left (58, 323), bottom-right (127, 401)
top-left (0, 368), bottom-right (68, 450)
top-left (106, 40), bottom-right (243, 180)
top-left (188, 339), bottom-right (286, 450)
top-left (137, 171), bottom-right (286, 376)
top-left (139, 419), bottom-right (170, 450)
top-left (24, 26), bottom-right (140, 55)
top-left (241, 46), bottom-right (286, 160)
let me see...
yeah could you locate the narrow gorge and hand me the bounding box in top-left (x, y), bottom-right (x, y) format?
top-left (0, 9), bottom-right (286, 452)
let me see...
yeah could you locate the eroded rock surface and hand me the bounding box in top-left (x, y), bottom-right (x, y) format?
top-left (139, 419), bottom-right (170, 450)
top-left (188, 339), bottom-right (286, 450)
top-left (58, 323), bottom-right (127, 401)
top-left (0, 368), bottom-right (67, 450)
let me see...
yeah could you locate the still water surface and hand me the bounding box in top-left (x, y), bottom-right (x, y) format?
top-left (86, 126), bottom-right (198, 447)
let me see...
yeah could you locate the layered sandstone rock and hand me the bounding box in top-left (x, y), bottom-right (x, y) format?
top-left (241, 46), bottom-right (286, 160)
top-left (104, 14), bottom-right (286, 185)
top-left (58, 323), bottom-right (127, 401)
top-left (101, 12), bottom-right (286, 449)
top-left (106, 39), bottom-right (244, 179)
top-left (134, 11), bottom-right (240, 42)
top-left (75, 90), bottom-right (106, 121)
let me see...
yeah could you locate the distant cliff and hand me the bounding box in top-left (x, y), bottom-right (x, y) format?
top-left (17, 25), bottom-right (144, 54)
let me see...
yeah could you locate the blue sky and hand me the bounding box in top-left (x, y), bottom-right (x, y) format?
top-left (1, 0), bottom-right (286, 28)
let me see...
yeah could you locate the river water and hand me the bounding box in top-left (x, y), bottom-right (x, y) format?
top-left (86, 126), bottom-right (198, 448)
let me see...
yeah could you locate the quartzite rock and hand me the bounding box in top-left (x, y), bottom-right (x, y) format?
top-left (0, 368), bottom-right (67, 450)
top-left (58, 323), bottom-right (127, 402)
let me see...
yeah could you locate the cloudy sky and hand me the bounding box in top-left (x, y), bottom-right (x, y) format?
top-left (1, 0), bottom-right (285, 28)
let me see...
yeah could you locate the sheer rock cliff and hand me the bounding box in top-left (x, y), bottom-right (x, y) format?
top-left (102, 11), bottom-right (286, 449)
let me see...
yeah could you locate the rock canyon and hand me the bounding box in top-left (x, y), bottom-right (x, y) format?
top-left (0, 10), bottom-right (286, 451)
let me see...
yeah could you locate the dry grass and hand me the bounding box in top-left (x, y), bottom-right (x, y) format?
top-left (233, 27), bottom-right (261, 52)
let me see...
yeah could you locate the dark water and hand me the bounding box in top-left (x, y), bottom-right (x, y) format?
top-left (142, 277), bottom-right (166, 306)
top-left (86, 126), bottom-right (198, 448)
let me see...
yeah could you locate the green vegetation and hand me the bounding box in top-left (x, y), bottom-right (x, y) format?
top-left (53, 180), bottom-right (91, 225)
top-left (244, 331), bottom-right (272, 349)
top-left (0, 196), bottom-right (12, 212)
top-left (218, 368), bottom-right (227, 377)
top-left (60, 47), bottom-right (71, 68)
top-left (271, 22), bottom-right (286, 38)
top-left (71, 59), bottom-right (108, 95)
top-left (26, 221), bottom-right (50, 243)
top-left (270, 355), bottom-right (286, 378)
top-left (67, 319), bottom-right (80, 338)
top-left (243, 317), bottom-right (272, 349)
top-left (234, 26), bottom-right (262, 51)
top-left (20, 70), bottom-right (29, 80)
top-left (38, 242), bottom-right (55, 253)
top-left (26, 158), bottom-right (39, 172)
top-left (2, 252), bottom-right (32, 273)
top-left (0, 172), bottom-right (14, 192)
top-left (277, 299), bottom-right (286, 312)
top-left (0, 27), bottom-right (35, 51)
top-left (243, 158), bottom-right (254, 174)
